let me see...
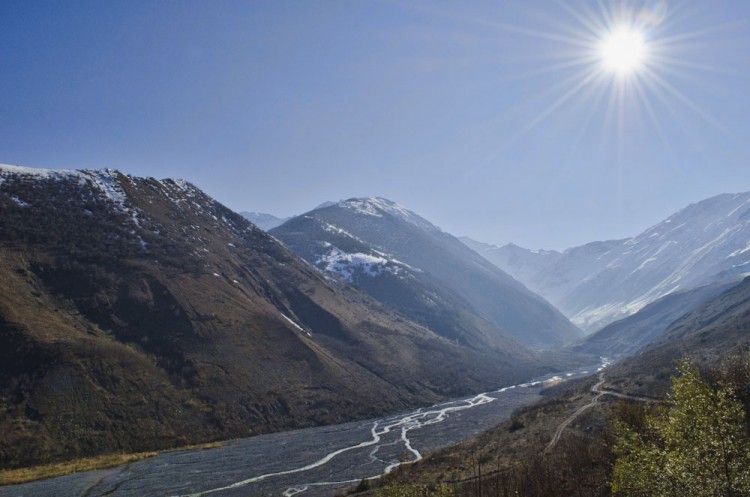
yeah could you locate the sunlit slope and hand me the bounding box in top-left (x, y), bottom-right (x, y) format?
top-left (0, 165), bottom-right (544, 468)
top-left (609, 276), bottom-right (750, 397)
top-left (465, 192), bottom-right (750, 332)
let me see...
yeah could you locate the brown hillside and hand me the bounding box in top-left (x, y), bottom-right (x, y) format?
top-left (0, 166), bottom-right (544, 468)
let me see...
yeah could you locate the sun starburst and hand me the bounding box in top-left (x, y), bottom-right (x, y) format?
top-left (599, 26), bottom-right (648, 75)
top-left (478, 0), bottom-right (730, 160)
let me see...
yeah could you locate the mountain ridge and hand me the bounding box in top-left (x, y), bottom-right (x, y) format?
top-left (608, 275), bottom-right (750, 397)
top-left (0, 165), bottom-right (546, 468)
top-left (271, 197), bottom-right (581, 350)
top-left (239, 211), bottom-right (290, 231)
top-left (463, 191), bottom-right (750, 332)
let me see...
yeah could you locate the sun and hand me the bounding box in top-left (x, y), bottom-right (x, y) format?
top-left (599, 27), bottom-right (648, 76)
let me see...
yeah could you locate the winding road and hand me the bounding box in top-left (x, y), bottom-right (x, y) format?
top-left (544, 371), bottom-right (656, 453)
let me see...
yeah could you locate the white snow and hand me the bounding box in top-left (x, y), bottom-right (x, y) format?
top-left (316, 246), bottom-right (410, 282)
top-left (336, 197), bottom-right (440, 232)
top-left (0, 163), bottom-right (80, 179)
top-left (727, 243), bottom-right (750, 258)
top-left (342, 198), bottom-right (384, 218)
top-left (727, 197), bottom-right (750, 217)
top-left (0, 164), bottom-right (132, 212)
top-left (280, 313), bottom-right (312, 337)
top-left (0, 164), bottom-right (200, 253)
top-left (87, 169), bottom-right (127, 205)
top-left (314, 218), bottom-right (363, 242)
top-left (10, 195), bottom-right (30, 208)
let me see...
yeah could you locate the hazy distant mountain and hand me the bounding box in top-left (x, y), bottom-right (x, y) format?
top-left (609, 275), bottom-right (750, 397)
top-left (569, 278), bottom-right (742, 359)
top-left (271, 197), bottom-right (581, 350)
top-left (0, 165), bottom-right (544, 467)
top-left (464, 192), bottom-right (750, 332)
top-left (240, 203), bottom-right (337, 231)
top-left (240, 211), bottom-right (289, 231)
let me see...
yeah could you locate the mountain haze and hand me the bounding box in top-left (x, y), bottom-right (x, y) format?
top-left (240, 211), bottom-right (289, 231)
top-left (569, 279), bottom-right (742, 359)
top-left (609, 275), bottom-right (750, 397)
top-left (271, 197), bottom-right (581, 350)
top-left (464, 192), bottom-right (750, 332)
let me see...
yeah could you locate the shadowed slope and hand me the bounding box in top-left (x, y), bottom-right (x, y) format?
top-left (272, 198), bottom-right (580, 350)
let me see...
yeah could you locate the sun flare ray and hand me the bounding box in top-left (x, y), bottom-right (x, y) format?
top-left (407, 0), bottom-right (739, 169)
top-left (520, 66), bottom-right (604, 136)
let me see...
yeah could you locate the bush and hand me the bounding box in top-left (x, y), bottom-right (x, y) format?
top-left (611, 359), bottom-right (750, 496)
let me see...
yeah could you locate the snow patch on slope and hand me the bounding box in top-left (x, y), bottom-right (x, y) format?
top-left (280, 313), bottom-right (312, 337)
top-left (1, 164), bottom-right (129, 210)
top-left (316, 245), bottom-right (412, 282)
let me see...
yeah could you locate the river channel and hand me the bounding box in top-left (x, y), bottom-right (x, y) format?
top-left (0, 364), bottom-right (604, 497)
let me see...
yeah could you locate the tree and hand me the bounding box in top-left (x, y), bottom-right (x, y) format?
top-left (611, 359), bottom-right (750, 497)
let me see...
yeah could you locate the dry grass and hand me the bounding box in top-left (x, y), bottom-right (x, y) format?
top-left (0, 452), bottom-right (158, 486)
top-left (0, 441), bottom-right (224, 486)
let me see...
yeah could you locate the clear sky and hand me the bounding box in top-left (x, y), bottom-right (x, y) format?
top-left (2, 0), bottom-right (750, 250)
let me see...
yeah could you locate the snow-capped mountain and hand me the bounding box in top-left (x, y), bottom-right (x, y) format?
top-left (240, 211), bottom-right (290, 231)
top-left (271, 197), bottom-right (581, 350)
top-left (465, 192), bottom-right (750, 332)
top-left (0, 165), bottom-right (545, 467)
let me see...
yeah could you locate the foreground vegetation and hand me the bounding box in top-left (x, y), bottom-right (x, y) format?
top-left (612, 359), bottom-right (750, 496)
top-left (365, 353), bottom-right (750, 497)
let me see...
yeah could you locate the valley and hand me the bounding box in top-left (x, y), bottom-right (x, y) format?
top-left (4, 4), bottom-right (750, 496)
top-left (0, 364), bottom-right (602, 497)
top-left (2, 163), bottom-right (750, 497)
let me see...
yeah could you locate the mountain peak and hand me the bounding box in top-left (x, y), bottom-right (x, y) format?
top-left (337, 196), bottom-right (407, 216)
top-left (327, 196), bottom-right (441, 233)
top-left (3, 162), bottom-right (551, 468)
top-left (273, 198), bottom-right (581, 349)
top-left (474, 190), bottom-right (750, 332)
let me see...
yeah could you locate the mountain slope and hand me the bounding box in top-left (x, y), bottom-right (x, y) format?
top-left (240, 211), bottom-right (289, 231)
top-left (271, 197), bottom-right (581, 350)
top-left (569, 278), bottom-right (742, 359)
top-left (465, 192), bottom-right (750, 332)
top-left (609, 275), bottom-right (750, 397)
top-left (0, 165), bottom-right (543, 468)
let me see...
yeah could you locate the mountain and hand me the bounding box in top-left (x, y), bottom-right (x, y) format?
top-left (609, 275), bottom-right (750, 397)
top-left (240, 211), bottom-right (289, 231)
top-left (569, 278), bottom-right (742, 359)
top-left (459, 238), bottom-right (564, 295)
top-left (0, 165), bottom-right (544, 468)
top-left (464, 192), bottom-right (750, 332)
top-left (270, 197), bottom-right (581, 350)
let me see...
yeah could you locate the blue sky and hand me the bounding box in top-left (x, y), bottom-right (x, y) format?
top-left (2, 0), bottom-right (750, 249)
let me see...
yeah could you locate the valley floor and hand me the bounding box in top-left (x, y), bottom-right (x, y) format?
top-left (0, 366), bottom-right (601, 497)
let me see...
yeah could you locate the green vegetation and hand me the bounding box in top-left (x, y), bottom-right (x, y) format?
top-left (612, 359), bottom-right (750, 496)
top-left (374, 483), bottom-right (454, 497)
top-left (369, 354), bottom-right (750, 497)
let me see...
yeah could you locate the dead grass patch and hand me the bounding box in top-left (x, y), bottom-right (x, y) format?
top-left (0, 440), bottom-right (225, 486)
